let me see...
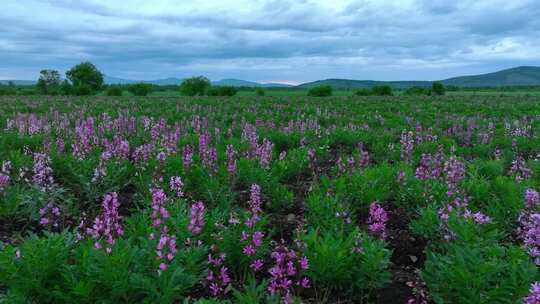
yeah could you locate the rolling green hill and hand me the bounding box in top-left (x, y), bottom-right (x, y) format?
top-left (297, 66), bottom-right (540, 89)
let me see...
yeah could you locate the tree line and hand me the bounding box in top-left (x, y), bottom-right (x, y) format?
top-left (32, 62), bottom-right (239, 97)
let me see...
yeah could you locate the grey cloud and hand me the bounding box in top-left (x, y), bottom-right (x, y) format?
top-left (0, 0), bottom-right (539, 82)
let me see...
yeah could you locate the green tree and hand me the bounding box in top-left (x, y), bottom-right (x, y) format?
top-left (432, 81), bottom-right (446, 95)
top-left (65, 62), bottom-right (104, 95)
top-left (106, 86), bottom-right (123, 96)
top-left (128, 83), bottom-right (152, 96)
top-left (36, 70), bottom-right (61, 95)
top-left (371, 85), bottom-right (393, 96)
top-left (255, 87), bottom-right (265, 96)
top-left (180, 76), bottom-right (211, 96)
top-left (307, 85), bottom-right (333, 97)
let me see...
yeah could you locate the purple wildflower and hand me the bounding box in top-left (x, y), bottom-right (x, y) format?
top-left (367, 202), bottom-right (389, 240)
top-left (188, 201), bottom-right (205, 235)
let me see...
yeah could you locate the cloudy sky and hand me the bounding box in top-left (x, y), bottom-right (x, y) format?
top-left (1, 0), bottom-right (539, 84)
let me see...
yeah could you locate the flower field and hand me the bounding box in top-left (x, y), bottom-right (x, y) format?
top-left (0, 95), bottom-right (539, 303)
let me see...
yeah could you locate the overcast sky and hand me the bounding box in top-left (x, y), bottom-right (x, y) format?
top-left (1, 0), bottom-right (539, 84)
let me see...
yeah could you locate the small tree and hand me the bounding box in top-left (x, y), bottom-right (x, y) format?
top-left (371, 85), bottom-right (393, 96)
top-left (36, 69), bottom-right (61, 95)
top-left (432, 82), bottom-right (445, 95)
top-left (180, 76), bottom-right (211, 96)
top-left (255, 87), bottom-right (265, 96)
top-left (128, 83), bottom-right (152, 96)
top-left (65, 62), bottom-right (104, 95)
top-left (307, 85), bottom-right (333, 97)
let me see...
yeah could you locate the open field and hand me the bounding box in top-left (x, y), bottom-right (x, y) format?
top-left (1, 95), bottom-right (540, 303)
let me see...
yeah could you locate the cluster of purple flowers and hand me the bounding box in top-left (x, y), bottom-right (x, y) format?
top-left (169, 176), bottom-right (184, 197)
top-left (517, 189), bottom-right (540, 265)
top-left (39, 202), bottom-right (61, 229)
top-left (226, 144), bottom-right (237, 177)
top-left (443, 155), bottom-right (466, 197)
top-left (132, 143), bottom-right (154, 164)
top-left (357, 144), bottom-right (370, 169)
top-left (246, 184), bottom-right (262, 228)
top-left (525, 188), bottom-right (540, 209)
top-left (188, 201), bottom-right (205, 235)
top-left (92, 151), bottom-right (111, 183)
top-left (32, 152), bottom-right (54, 191)
top-left (72, 117), bottom-right (95, 160)
top-left (198, 132), bottom-right (217, 171)
top-left (0, 160), bottom-right (11, 191)
top-left (522, 282), bottom-right (540, 304)
top-left (267, 241), bottom-right (310, 304)
top-left (400, 131), bottom-right (415, 163)
top-left (415, 149), bottom-right (443, 181)
top-left (509, 156), bottom-right (532, 182)
top-left (257, 138), bottom-right (274, 168)
top-left (156, 226), bottom-right (177, 272)
top-left (518, 213), bottom-right (540, 265)
top-left (239, 184), bottom-right (266, 271)
top-left (87, 192), bottom-right (124, 253)
top-left (367, 202), bottom-right (389, 240)
top-left (149, 188), bottom-right (180, 272)
top-left (438, 197), bottom-right (491, 240)
top-left (150, 188), bottom-right (169, 229)
top-left (183, 145), bottom-right (194, 169)
top-left (206, 253), bottom-right (232, 296)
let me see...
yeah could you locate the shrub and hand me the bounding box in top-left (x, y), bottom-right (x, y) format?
top-left (208, 86), bottom-right (238, 96)
top-left (180, 76), bottom-right (211, 96)
top-left (422, 242), bottom-right (536, 303)
top-left (307, 85), bottom-right (332, 97)
top-left (106, 86), bottom-right (123, 96)
top-left (404, 86), bottom-right (431, 96)
top-left (255, 88), bottom-right (265, 96)
top-left (128, 83), bottom-right (152, 96)
top-left (303, 229), bottom-right (390, 297)
top-left (371, 85), bottom-right (393, 96)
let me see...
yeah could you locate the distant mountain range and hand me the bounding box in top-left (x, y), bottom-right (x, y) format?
top-left (2, 66), bottom-right (540, 89)
top-left (298, 66), bottom-right (540, 89)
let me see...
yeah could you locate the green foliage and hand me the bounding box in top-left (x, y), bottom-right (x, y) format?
top-left (208, 86), bottom-right (238, 96)
top-left (255, 87), bottom-right (265, 96)
top-left (404, 86), bottom-right (431, 96)
top-left (66, 62), bottom-right (104, 94)
top-left (180, 76), bottom-right (211, 96)
top-left (422, 242), bottom-right (536, 304)
top-left (36, 69), bottom-right (61, 95)
top-left (128, 83), bottom-right (152, 96)
top-left (371, 85), bottom-right (393, 96)
top-left (0, 232), bottom-right (73, 302)
top-left (432, 81), bottom-right (445, 95)
top-left (303, 229), bottom-right (390, 298)
top-left (354, 85), bottom-right (393, 96)
top-left (307, 85), bottom-right (333, 97)
top-left (106, 86), bottom-right (123, 96)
